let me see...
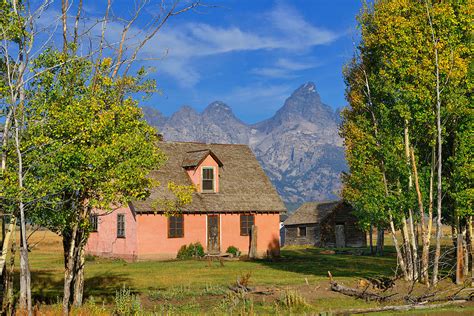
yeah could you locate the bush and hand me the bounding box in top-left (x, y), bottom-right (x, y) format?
top-left (84, 254), bottom-right (96, 262)
top-left (177, 242), bottom-right (205, 259)
top-left (226, 246), bottom-right (241, 257)
top-left (278, 289), bottom-right (309, 311)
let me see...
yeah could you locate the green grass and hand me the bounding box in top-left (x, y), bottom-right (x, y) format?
top-left (14, 231), bottom-right (474, 314)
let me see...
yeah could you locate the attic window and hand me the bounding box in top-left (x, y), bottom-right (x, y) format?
top-left (202, 167), bottom-right (214, 192)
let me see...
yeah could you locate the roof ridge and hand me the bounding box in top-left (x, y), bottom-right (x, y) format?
top-left (186, 149), bottom-right (211, 153)
top-left (159, 140), bottom-right (249, 146)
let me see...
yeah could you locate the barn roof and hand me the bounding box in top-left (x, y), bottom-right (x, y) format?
top-left (283, 200), bottom-right (342, 225)
top-left (132, 141), bottom-right (286, 213)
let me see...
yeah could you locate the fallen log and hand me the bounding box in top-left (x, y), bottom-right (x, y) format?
top-left (328, 271), bottom-right (395, 302)
top-left (333, 300), bottom-right (467, 315)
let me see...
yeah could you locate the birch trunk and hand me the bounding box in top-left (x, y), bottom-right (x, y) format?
top-left (425, 0), bottom-right (443, 287)
top-left (389, 214), bottom-right (409, 281)
top-left (401, 216), bottom-right (414, 280)
top-left (456, 232), bottom-right (464, 285)
top-left (423, 146), bottom-right (435, 286)
top-left (73, 247), bottom-right (85, 307)
top-left (63, 220), bottom-right (78, 315)
top-left (1, 217), bottom-right (16, 314)
top-left (15, 108), bottom-right (32, 315)
top-left (73, 227), bottom-right (86, 307)
top-left (1, 108), bottom-right (13, 173)
top-left (410, 148), bottom-right (429, 284)
top-left (404, 122), bottom-right (419, 281)
top-left (462, 226), bottom-right (469, 279)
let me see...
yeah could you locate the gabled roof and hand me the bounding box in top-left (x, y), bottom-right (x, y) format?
top-left (283, 200), bottom-right (341, 225)
top-left (132, 141), bottom-right (286, 213)
top-left (181, 149), bottom-right (223, 168)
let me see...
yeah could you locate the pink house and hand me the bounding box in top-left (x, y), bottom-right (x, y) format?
top-left (86, 141), bottom-right (286, 260)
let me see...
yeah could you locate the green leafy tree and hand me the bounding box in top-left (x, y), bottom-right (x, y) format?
top-left (18, 51), bottom-right (165, 313)
top-left (342, 0), bottom-right (471, 285)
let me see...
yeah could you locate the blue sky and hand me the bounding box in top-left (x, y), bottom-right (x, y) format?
top-left (47, 0), bottom-right (363, 124)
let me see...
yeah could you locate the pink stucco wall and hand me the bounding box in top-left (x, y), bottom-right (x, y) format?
top-left (85, 206), bottom-right (138, 260)
top-left (186, 154), bottom-right (220, 193)
top-left (86, 208), bottom-right (281, 260)
top-left (137, 213), bottom-right (207, 260)
top-left (220, 213), bottom-right (280, 257)
top-left (137, 212), bottom-right (280, 260)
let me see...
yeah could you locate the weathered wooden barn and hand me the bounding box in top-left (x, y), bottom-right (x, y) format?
top-left (283, 201), bottom-right (366, 248)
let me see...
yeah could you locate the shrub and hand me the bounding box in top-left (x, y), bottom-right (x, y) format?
top-left (85, 254), bottom-right (96, 262)
top-left (177, 242), bottom-right (205, 259)
top-left (226, 246), bottom-right (240, 257)
top-left (114, 286), bottom-right (142, 315)
top-left (217, 291), bottom-right (254, 314)
top-left (278, 289), bottom-right (309, 311)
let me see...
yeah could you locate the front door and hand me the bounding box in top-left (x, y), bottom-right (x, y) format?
top-left (207, 215), bottom-right (220, 254)
top-left (335, 224), bottom-right (346, 248)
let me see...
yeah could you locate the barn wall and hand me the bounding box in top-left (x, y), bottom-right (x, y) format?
top-left (284, 223), bottom-right (320, 246)
top-left (320, 204), bottom-right (366, 248)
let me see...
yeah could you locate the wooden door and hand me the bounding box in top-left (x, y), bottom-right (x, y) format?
top-left (335, 224), bottom-right (346, 248)
top-left (207, 215), bottom-right (220, 254)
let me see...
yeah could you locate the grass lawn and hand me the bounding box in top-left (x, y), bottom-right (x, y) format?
top-left (10, 230), bottom-right (474, 315)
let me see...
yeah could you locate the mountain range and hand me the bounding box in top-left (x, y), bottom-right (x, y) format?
top-left (142, 82), bottom-right (347, 211)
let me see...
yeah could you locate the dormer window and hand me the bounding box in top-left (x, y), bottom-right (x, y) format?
top-left (202, 167), bottom-right (214, 192)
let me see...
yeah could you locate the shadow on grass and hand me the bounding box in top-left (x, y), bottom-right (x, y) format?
top-left (257, 246), bottom-right (397, 279)
top-left (27, 270), bottom-right (131, 304)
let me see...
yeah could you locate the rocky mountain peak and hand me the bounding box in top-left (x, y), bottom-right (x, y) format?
top-left (202, 101), bottom-right (238, 121)
top-left (255, 82), bottom-right (334, 134)
top-left (204, 101), bottom-right (232, 113)
top-left (177, 105), bottom-right (197, 114)
top-left (292, 82), bottom-right (319, 98)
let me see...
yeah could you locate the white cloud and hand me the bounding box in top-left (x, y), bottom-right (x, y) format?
top-left (269, 3), bottom-right (337, 48)
top-left (250, 58), bottom-right (321, 79)
top-left (31, 2), bottom-right (339, 87)
top-left (135, 3), bottom-right (338, 86)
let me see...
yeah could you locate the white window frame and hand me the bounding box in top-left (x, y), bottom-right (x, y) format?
top-left (201, 166), bottom-right (215, 192)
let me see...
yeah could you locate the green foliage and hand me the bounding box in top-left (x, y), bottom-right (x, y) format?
top-left (225, 246), bottom-right (240, 257)
top-left (152, 181), bottom-right (195, 216)
top-left (341, 0), bottom-right (472, 229)
top-left (4, 50), bottom-right (167, 236)
top-left (176, 242), bottom-right (205, 259)
top-left (84, 254), bottom-right (96, 262)
top-left (114, 286), bottom-right (142, 316)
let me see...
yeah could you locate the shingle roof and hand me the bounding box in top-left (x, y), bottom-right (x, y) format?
top-left (132, 141), bottom-right (286, 213)
top-left (181, 149), bottom-right (223, 168)
top-left (283, 200), bottom-right (342, 225)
